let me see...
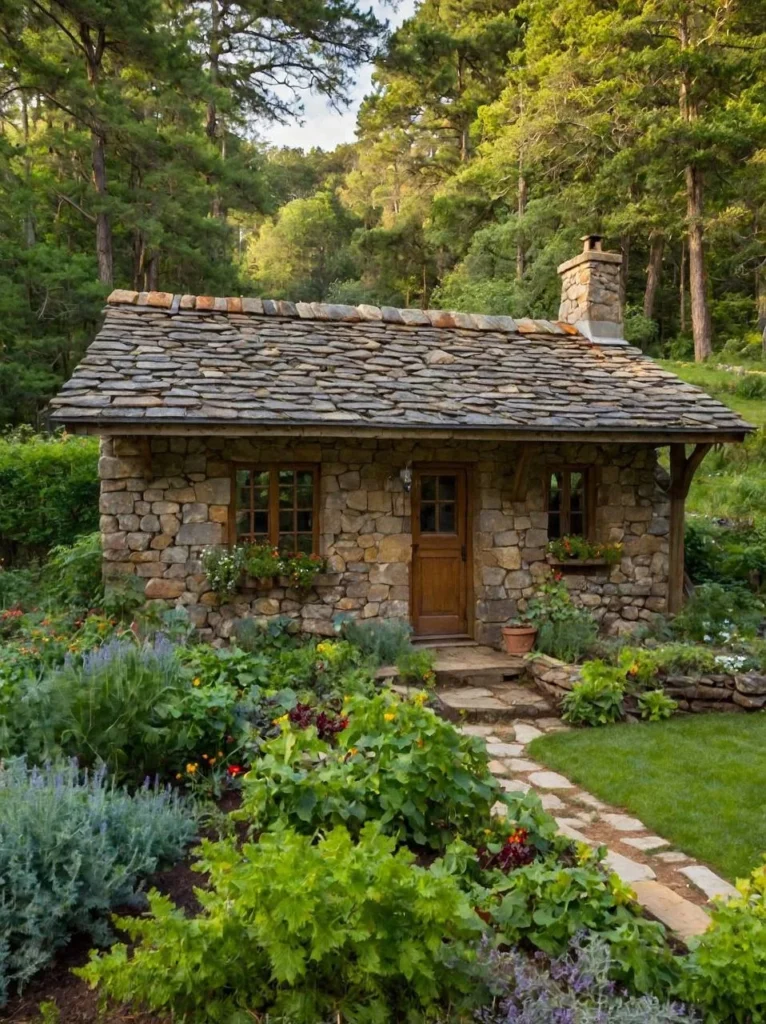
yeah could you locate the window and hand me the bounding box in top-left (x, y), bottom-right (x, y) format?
top-left (419, 473), bottom-right (457, 534)
top-left (546, 468), bottom-right (593, 539)
top-left (234, 466), bottom-right (318, 554)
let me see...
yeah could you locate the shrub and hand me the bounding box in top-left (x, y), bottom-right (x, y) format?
top-left (681, 859), bottom-right (766, 1022)
top-left (524, 578), bottom-right (598, 663)
top-left (561, 662), bottom-right (625, 726)
top-left (40, 531), bottom-right (103, 611)
top-left (336, 615), bottom-right (414, 665)
top-left (477, 933), bottom-right (697, 1023)
top-left (242, 691), bottom-right (500, 849)
top-left (671, 583), bottom-right (764, 643)
top-left (233, 613), bottom-right (303, 652)
top-left (201, 545), bottom-right (246, 601)
top-left (734, 373), bottom-right (766, 400)
top-left (638, 689), bottom-right (678, 722)
top-left (0, 430), bottom-right (99, 564)
top-left (78, 825), bottom-right (486, 1024)
top-left (685, 519), bottom-right (766, 590)
top-left (537, 616), bottom-right (598, 664)
top-left (547, 535), bottom-right (623, 565)
top-left (0, 757), bottom-right (195, 1004)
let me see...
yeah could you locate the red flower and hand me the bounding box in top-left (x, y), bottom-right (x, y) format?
top-left (226, 764), bottom-right (245, 777)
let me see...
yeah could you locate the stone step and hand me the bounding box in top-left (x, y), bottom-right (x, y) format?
top-left (436, 682), bottom-right (554, 723)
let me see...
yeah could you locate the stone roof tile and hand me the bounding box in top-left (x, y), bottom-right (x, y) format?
top-left (48, 292), bottom-right (754, 438)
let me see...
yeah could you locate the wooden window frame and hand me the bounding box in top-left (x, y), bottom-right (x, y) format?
top-left (229, 462), bottom-right (321, 555)
top-left (545, 465), bottom-right (596, 540)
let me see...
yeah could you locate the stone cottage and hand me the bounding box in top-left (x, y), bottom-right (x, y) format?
top-left (49, 236), bottom-right (751, 645)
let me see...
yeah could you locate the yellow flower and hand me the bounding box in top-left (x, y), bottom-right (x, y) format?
top-left (383, 712), bottom-right (396, 722)
top-left (348, 747), bottom-right (358, 756)
top-left (413, 692), bottom-right (428, 707)
top-left (273, 713), bottom-right (289, 726)
top-left (186, 762), bottom-right (198, 774)
top-left (192, 677), bottom-right (201, 687)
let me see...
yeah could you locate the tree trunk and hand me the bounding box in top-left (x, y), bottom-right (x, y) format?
top-left (145, 252), bottom-right (159, 291)
top-left (643, 232), bottom-right (664, 319)
top-left (620, 233), bottom-right (630, 306)
top-left (685, 163), bottom-right (712, 361)
top-left (756, 260), bottom-right (766, 341)
top-left (21, 93), bottom-right (35, 248)
top-left (680, 240), bottom-right (687, 333)
top-left (206, 0), bottom-right (219, 142)
top-left (91, 129), bottom-right (113, 285)
top-left (516, 160), bottom-right (527, 281)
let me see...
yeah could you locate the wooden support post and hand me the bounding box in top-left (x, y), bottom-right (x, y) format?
top-left (667, 442), bottom-right (712, 614)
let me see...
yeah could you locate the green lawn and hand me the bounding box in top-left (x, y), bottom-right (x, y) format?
top-left (528, 714), bottom-right (766, 882)
top-left (658, 360), bottom-right (766, 428)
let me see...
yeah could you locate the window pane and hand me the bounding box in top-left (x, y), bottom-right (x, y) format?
top-left (279, 469), bottom-right (294, 486)
top-left (438, 475), bottom-right (456, 501)
top-left (549, 472), bottom-right (561, 512)
top-left (254, 510), bottom-right (269, 534)
top-left (439, 502), bottom-right (456, 533)
top-left (421, 476), bottom-right (436, 501)
top-left (296, 533), bottom-right (313, 554)
top-left (420, 503), bottom-right (437, 533)
top-left (236, 510), bottom-right (250, 539)
top-left (548, 511), bottom-right (561, 539)
top-left (278, 534), bottom-right (295, 555)
top-left (296, 471), bottom-right (314, 508)
top-left (570, 511), bottom-right (584, 537)
top-left (279, 486), bottom-right (293, 509)
top-left (296, 510), bottom-right (313, 532)
top-left (279, 509), bottom-right (294, 532)
top-left (236, 469), bottom-right (251, 491)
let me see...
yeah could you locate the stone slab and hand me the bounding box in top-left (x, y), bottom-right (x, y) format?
top-left (539, 793), bottom-right (566, 810)
top-left (488, 760), bottom-right (510, 775)
top-left (513, 723), bottom-right (545, 743)
top-left (656, 851), bottom-right (690, 864)
top-left (555, 820), bottom-right (592, 843)
top-left (631, 881), bottom-right (711, 942)
top-left (487, 742), bottom-right (525, 757)
top-left (498, 777), bottom-right (531, 794)
top-left (603, 850), bottom-right (656, 883)
top-left (575, 792), bottom-right (609, 811)
top-left (529, 770), bottom-right (574, 790)
top-left (623, 835), bottom-right (670, 853)
top-left (602, 813), bottom-right (647, 832)
top-left (680, 865), bottom-right (738, 901)
top-left (508, 758), bottom-right (542, 772)
top-left (458, 724), bottom-right (496, 737)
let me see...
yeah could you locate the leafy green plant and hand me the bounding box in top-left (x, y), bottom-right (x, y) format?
top-left (242, 541), bottom-right (282, 579)
top-left (336, 615), bottom-right (414, 665)
top-left (483, 851), bottom-right (679, 994)
top-left (396, 646), bottom-right (436, 686)
top-left (637, 690), bottom-right (678, 722)
top-left (0, 757), bottom-right (195, 1004)
top-left (242, 691), bottom-right (500, 849)
top-left (561, 662), bottom-right (625, 726)
top-left (77, 825), bottom-right (486, 1024)
top-left (681, 859), bottom-right (766, 1022)
top-left (233, 614), bottom-right (303, 652)
top-left (547, 535), bottom-right (623, 565)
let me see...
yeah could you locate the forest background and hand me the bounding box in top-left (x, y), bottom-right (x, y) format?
top-left (1, 0), bottom-right (765, 429)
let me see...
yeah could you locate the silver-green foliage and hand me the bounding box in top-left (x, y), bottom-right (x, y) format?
top-left (0, 757), bottom-right (196, 1004)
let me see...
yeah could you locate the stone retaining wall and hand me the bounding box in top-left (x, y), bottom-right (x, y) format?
top-left (525, 654), bottom-right (766, 713)
top-left (98, 435), bottom-right (670, 644)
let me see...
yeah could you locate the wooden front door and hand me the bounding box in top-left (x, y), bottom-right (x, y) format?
top-left (411, 467), bottom-right (469, 636)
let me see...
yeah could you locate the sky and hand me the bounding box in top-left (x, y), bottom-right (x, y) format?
top-left (261, 0), bottom-right (418, 152)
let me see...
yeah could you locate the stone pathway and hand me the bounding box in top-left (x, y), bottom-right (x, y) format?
top-left (461, 718), bottom-right (736, 942)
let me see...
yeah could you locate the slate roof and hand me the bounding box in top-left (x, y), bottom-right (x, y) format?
top-left (49, 290), bottom-right (753, 441)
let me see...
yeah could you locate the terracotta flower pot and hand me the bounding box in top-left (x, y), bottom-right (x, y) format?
top-left (501, 625), bottom-right (537, 655)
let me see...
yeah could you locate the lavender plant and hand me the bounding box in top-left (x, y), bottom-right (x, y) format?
top-left (0, 757), bottom-right (196, 1004)
top-left (475, 933), bottom-right (699, 1024)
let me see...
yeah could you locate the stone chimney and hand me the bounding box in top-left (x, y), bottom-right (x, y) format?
top-left (557, 235), bottom-right (626, 346)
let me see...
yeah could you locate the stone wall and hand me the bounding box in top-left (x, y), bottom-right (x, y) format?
top-left (526, 654), bottom-right (766, 714)
top-left (98, 435), bottom-right (670, 644)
